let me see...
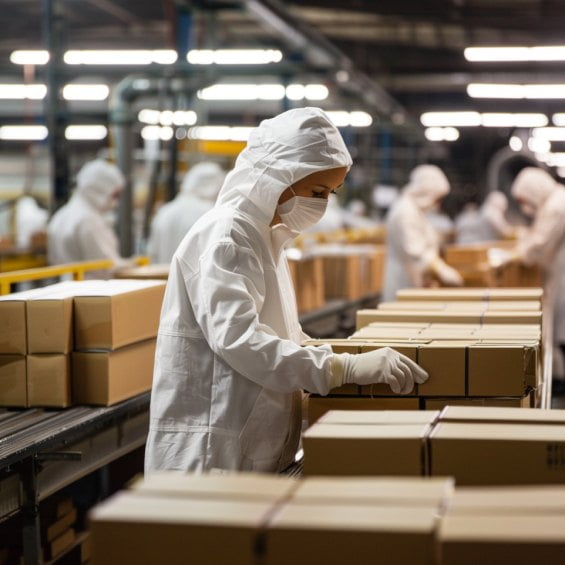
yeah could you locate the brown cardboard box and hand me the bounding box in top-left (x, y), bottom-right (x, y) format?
top-left (396, 288), bottom-right (543, 302)
top-left (468, 344), bottom-right (537, 396)
top-left (27, 354), bottom-right (71, 407)
top-left (0, 355), bottom-right (26, 407)
top-left (74, 280), bottom-right (166, 350)
top-left (430, 422), bottom-right (565, 485)
top-left (418, 342), bottom-right (467, 396)
top-left (307, 396), bottom-right (420, 425)
top-left (46, 528), bottom-right (75, 560)
top-left (46, 508), bottom-right (77, 542)
top-left (113, 264), bottom-right (170, 280)
top-left (89, 491), bottom-right (273, 565)
top-left (26, 294), bottom-right (74, 354)
top-left (72, 339), bottom-right (155, 406)
top-left (292, 476), bottom-right (454, 508)
top-left (317, 410), bottom-right (439, 426)
top-left (439, 514), bottom-right (565, 565)
top-left (288, 255), bottom-right (325, 313)
top-left (439, 406), bottom-right (565, 425)
top-left (424, 395), bottom-right (533, 411)
top-left (303, 423), bottom-right (429, 476)
top-left (130, 472), bottom-right (297, 503)
top-left (265, 502), bottom-right (437, 565)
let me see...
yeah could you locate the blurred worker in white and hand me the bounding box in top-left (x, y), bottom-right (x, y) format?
top-left (147, 162), bottom-right (225, 263)
top-left (510, 168), bottom-right (565, 390)
top-left (145, 108), bottom-right (428, 473)
top-left (455, 191), bottom-right (513, 244)
top-left (15, 196), bottom-right (48, 248)
top-left (343, 198), bottom-right (376, 228)
top-left (48, 159), bottom-right (128, 272)
top-left (383, 164), bottom-right (463, 302)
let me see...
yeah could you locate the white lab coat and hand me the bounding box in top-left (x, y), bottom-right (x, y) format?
top-left (145, 107), bottom-right (353, 473)
top-left (512, 168), bottom-right (565, 343)
top-left (147, 162), bottom-right (225, 263)
top-left (15, 196), bottom-right (48, 248)
top-left (382, 165), bottom-right (450, 302)
top-left (47, 160), bottom-right (126, 277)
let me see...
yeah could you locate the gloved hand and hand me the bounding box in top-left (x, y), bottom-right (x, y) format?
top-left (331, 347), bottom-right (429, 394)
top-left (431, 258), bottom-right (464, 287)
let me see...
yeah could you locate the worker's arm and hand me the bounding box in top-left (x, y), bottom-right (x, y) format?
top-left (76, 214), bottom-right (128, 267)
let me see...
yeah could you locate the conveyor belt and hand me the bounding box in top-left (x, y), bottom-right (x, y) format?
top-left (0, 410), bottom-right (54, 441)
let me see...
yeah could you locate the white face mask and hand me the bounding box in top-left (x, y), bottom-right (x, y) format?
top-left (277, 186), bottom-right (328, 231)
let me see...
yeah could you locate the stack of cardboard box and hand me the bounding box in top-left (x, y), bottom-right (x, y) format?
top-left (41, 497), bottom-right (78, 562)
top-left (0, 280), bottom-right (165, 408)
top-left (89, 472), bottom-right (452, 565)
top-left (286, 253), bottom-right (325, 313)
top-left (304, 407), bottom-right (565, 487)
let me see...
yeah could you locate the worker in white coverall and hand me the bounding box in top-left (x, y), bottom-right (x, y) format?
top-left (382, 164), bottom-right (463, 302)
top-left (47, 159), bottom-right (129, 276)
top-left (147, 161), bottom-right (226, 263)
top-left (510, 167), bottom-right (565, 390)
top-left (145, 108), bottom-right (428, 473)
top-left (455, 191), bottom-right (513, 245)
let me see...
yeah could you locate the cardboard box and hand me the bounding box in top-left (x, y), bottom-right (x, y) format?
top-left (424, 395), bottom-right (533, 411)
top-left (0, 355), bottom-right (26, 407)
top-left (130, 472), bottom-right (297, 503)
top-left (74, 280), bottom-right (166, 350)
top-left (265, 502), bottom-right (436, 565)
top-left (439, 406), bottom-right (565, 425)
top-left (418, 342), bottom-right (467, 396)
top-left (396, 288), bottom-right (543, 302)
top-left (46, 508), bottom-right (77, 542)
top-left (26, 293), bottom-right (74, 354)
top-left (113, 264), bottom-right (170, 280)
top-left (317, 410), bottom-right (439, 426)
top-left (440, 514), bottom-right (565, 565)
top-left (430, 422), bottom-right (565, 485)
top-left (27, 354), bottom-right (71, 408)
top-left (307, 396), bottom-right (420, 425)
top-left (303, 423), bottom-right (429, 476)
top-left (89, 491), bottom-right (273, 565)
top-left (72, 339), bottom-right (155, 406)
top-left (467, 345), bottom-right (537, 396)
top-left (47, 528), bottom-right (75, 561)
top-left (292, 477), bottom-right (454, 508)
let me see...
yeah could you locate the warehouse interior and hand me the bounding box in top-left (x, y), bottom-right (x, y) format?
top-left (1, 1), bottom-right (565, 564)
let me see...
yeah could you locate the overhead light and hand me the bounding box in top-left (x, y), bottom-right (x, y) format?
top-left (481, 113), bottom-right (547, 128)
top-left (528, 137), bottom-right (551, 153)
top-left (138, 109), bottom-right (160, 125)
top-left (0, 84), bottom-right (47, 100)
top-left (10, 50), bottom-right (49, 65)
top-left (464, 46), bottom-right (565, 62)
top-left (532, 127), bottom-right (565, 141)
top-left (138, 109), bottom-right (197, 126)
top-left (64, 49), bottom-right (177, 65)
top-left (546, 152), bottom-right (565, 167)
top-left (187, 49), bottom-right (282, 65)
top-left (421, 112), bottom-right (481, 127)
top-left (197, 83), bottom-right (328, 101)
top-left (425, 127), bottom-right (459, 142)
top-left (509, 136), bottom-right (523, 151)
top-left (325, 111), bottom-right (373, 128)
top-left (188, 126), bottom-right (254, 141)
top-left (552, 113), bottom-right (565, 126)
top-left (0, 125), bottom-right (48, 141)
top-left (62, 84), bottom-right (109, 101)
top-left (141, 125), bottom-right (174, 141)
top-left (468, 83), bottom-right (565, 99)
top-left (65, 125), bottom-right (108, 140)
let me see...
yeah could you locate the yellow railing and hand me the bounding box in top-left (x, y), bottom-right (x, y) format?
top-left (0, 256), bottom-right (150, 295)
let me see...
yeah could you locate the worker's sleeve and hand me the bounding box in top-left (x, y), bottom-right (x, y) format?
top-left (517, 205), bottom-right (565, 267)
top-left (483, 208), bottom-right (512, 238)
top-left (180, 241), bottom-right (334, 395)
top-left (397, 208), bottom-right (438, 271)
top-left (76, 214), bottom-right (126, 266)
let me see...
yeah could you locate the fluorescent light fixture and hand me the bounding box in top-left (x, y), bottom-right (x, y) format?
top-left (468, 83), bottom-right (565, 99)
top-left (552, 113), bottom-right (565, 126)
top-left (64, 50), bottom-right (177, 65)
top-left (138, 109), bottom-right (160, 125)
top-left (197, 83), bottom-right (328, 101)
top-left (62, 84), bottom-right (109, 101)
top-left (349, 111), bottom-right (373, 127)
top-left (532, 127), bottom-right (565, 141)
top-left (303, 84), bottom-right (329, 100)
top-left (0, 84), bottom-right (47, 100)
top-left (65, 125), bottom-right (108, 140)
top-left (425, 127), bottom-right (459, 142)
top-left (481, 113), bottom-right (547, 127)
top-left (547, 152), bottom-right (565, 167)
top-left (138, 109), bottom-right (197, 126)
top-left (528, 137), bottom-right (551, 153)
top-left (325, 111), bottom-right (373, 128)
top-left (187, 49), bottom-right (282, 65)
top-left (188, 126), bottom-right (254, 141)
top-left (0, 125), bottom-right (48, 141)
top-left (420, 112), bottom-right (481, 127)
top-left (141, 125), bottom-right (174, 141)
top-left (10, 50), bottom-right (49, 65)
top-left (557, 167), bottom-right (565, 178)
top-left (509, 136), bottom-right (523, 151)
top-left (464, 46), bottom-right (565, 62)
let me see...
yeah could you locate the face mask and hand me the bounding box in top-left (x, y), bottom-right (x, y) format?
top-left (277, 187), bottom-right (328, 231)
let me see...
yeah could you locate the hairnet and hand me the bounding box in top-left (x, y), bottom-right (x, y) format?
top-left (404, 164), bottom-right (450, 210)
top-left (511, 167), bottom-right (558, 213)
top-left (180, 161), bottom-right (225, 202)
top-left (483, 191), bottom-right (508, 212)
top-left (75, 159), bottom-right (125, 211)
top-left (216, 107), bottom-right (353, 224)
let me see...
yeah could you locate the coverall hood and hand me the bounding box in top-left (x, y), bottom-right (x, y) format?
top-left (511, 167), bottom-right (558, 214)
top-left (75, 159), bottom-right (125, 212)
top-left (404, 164), bottom-right (450, 211)
top-left (180, 161), bottom-right (225, 202)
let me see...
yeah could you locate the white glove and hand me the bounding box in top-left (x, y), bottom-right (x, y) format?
top-left (332, 347), bottom-right (429, 394)
top-left (433, 260), bottom-right (464, 287)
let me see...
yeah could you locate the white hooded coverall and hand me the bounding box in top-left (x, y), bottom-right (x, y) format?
top-left (382, 165), bottom-right (451, 302)
top-left (147, 162), bottom-right (226, 263)
top-left (145, 108), bottom-right (353, 473)
top-left (47, 160), bottom-right (125, 272)
top-left (511, 168), bottom-right (565, 348)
